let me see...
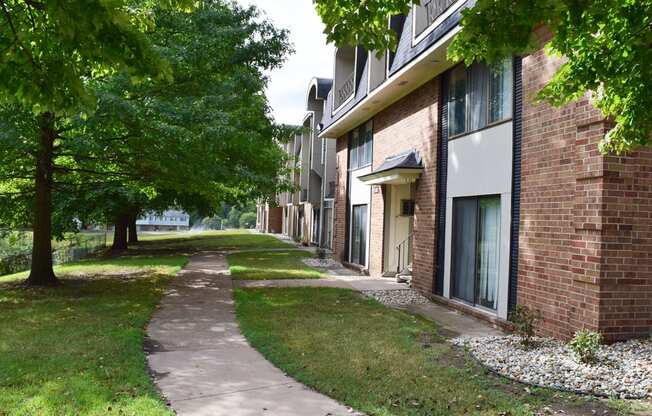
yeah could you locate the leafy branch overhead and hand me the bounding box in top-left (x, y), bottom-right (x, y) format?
top-left (315, 0), bottom-right (652, 154)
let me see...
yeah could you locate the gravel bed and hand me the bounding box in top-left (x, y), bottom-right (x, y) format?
top-left (362, 289), bottom-right (430, 307)
top-left (452, 335), bottom-right (652, 399)
top-left (302, 258), bottom-right (341, 268)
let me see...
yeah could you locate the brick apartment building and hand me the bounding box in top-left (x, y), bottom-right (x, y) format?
top-left (257, 78), bottom-right (338, 249)
top-left (311, 1), bottom-right (651, 341)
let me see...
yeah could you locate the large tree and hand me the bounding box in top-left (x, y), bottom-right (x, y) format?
top-left (0, 1), bottom-right (293, 285)
top-left (75, 2), bottom-right (293, 249)
top-left (0, 0), bottom-right (191, 285)
top-left (315, 0), bottom-right (652, 154)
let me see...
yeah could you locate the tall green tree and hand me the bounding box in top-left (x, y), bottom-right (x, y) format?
top-left (315, 0), bottom-right (652, 154)
top-left (66, 2), bottom-right (293, 249)
top-left (1, 1), bottom-right (294, 279)
top-left (0, 0), bottom-right (190, 285)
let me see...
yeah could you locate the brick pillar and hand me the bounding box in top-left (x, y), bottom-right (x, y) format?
top-left (368, 185), bottom-right (386, 277)
top-left (333, 136), bottom-right (348, 262)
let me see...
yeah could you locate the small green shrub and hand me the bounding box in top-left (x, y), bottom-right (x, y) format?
top-left (239, 212), bottom-right (257, 229)
top-left (568, 329), bottom-right (603, 364)
top-left (509, 305), bottom-right (540, 347)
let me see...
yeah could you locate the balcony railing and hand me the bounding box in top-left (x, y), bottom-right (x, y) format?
top-left (300, 189), bottom-right (308, 202)
top-left (416, 0), bottom-right (456, 35)
top-left (335, 73), bottom-right (354, 109)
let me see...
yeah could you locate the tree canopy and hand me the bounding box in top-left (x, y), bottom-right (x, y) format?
top-left (315, 0), bottom-right (652, 154)
top-left (0, 0), bottom-right (294, 285)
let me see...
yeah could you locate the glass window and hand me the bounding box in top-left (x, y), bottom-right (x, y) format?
top-left (448, 65), bottom-right (467, 136)
top-left (451, 195), bottom-right (500, 310)
top-left (362, 121), bottom-right (373, 166)
top-left (448, 58), bottom-right (513, 137)
top-left (468, 63), bottom-right (488, 131)
top-left (489, 59), bottom-right (513, 124)
top-left (350, 204), bottom-right (368, 266)
top-left (348, 121), bottom-right (373, 170)
top-left (349, 129), bottom-right (359, 169)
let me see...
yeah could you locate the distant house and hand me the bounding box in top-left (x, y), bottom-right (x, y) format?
top-left (137, 210), bottom-right (190, 231)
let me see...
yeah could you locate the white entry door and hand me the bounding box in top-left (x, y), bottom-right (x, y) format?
top-left (385, 184), bottom-right (413, 273)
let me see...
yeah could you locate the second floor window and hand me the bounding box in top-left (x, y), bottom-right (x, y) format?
top-left (448, 58), bottom-right (513, 137)
top-left (349, 121), bottom-right (373, 170)
top-left (414, 0), bottom-right (458, 37)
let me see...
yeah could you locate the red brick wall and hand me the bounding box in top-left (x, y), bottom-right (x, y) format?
top-left (368, 184), bottom-right (385, 276)
top-left (599, 148), bottom-right (652, 340)
top-left (371, 78), bottom-right (441, 292)
top-left (519, 28), bottom-right (604, 340)
top-left (333, 136), bottom-right (348, 262)
top-left (518, 27), bottom-right (652, 341)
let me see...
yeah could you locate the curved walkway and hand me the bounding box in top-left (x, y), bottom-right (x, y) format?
top-left (146, 252), bottom-right (356, 416)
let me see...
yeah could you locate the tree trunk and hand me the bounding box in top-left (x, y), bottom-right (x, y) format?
top-left (26, 113), bottom-right (59, 287)
top-left (128, 214), bottom-right (138, 244)
top-left (112, 214), bottom-right (129, 251)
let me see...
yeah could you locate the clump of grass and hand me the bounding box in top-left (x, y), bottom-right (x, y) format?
top-left (235, 287), bottom-right (547, 416)
top-left (0, 255), bottom-right (188, 415)
top-left (228, 250), bottom-right (323, 280)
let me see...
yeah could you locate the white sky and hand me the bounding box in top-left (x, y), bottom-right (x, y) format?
top-left (237, 0), bottom-right (335, 125)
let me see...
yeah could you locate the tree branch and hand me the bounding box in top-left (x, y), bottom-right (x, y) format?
top-left (53, 166), bottom-right (133, 177)
top-left (0, 0), bottom-right (39, 69)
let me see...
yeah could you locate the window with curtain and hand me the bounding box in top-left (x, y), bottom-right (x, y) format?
top-left (348, 120), bottom-right (373, 170)
top-left (476, 197), bottom-right (500, 310)
top-left (451, 195), bottom-right (500, 310)
top-left (447, 58), bottom-right (513, 137)
top-left (350, 204), bottom-right (368, 266)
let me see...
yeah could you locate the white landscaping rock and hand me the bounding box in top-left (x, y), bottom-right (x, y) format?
top-left (362, 289), bottom-right (430, 307)
top-left (302, 258), bottom-right (341, 268)
top-left (451, 335), bottom-right (652, 399)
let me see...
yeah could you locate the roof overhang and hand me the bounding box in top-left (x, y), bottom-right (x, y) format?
top-left (318, 26), bottom-right (461, 139)
top-left (359, 168), bottom-right (423, 185)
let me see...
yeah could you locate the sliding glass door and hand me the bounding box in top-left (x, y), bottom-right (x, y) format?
top-left (451, 196), bottom-right (500, 310)
top-left (350, 204), bottom-right (368, 266)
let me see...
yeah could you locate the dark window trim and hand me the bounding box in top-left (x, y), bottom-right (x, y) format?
top-left (434, 75), bottom-right (448, 295)
top-left (508, 56), bottom-right (523, 313)
top-left (436, 57), bottom-right (522, 304)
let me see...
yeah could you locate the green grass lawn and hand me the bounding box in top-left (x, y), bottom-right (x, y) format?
top-left (235, 287), bottom-right (632, 416)
top-left (0, 254), bottom-right (188, 415)
top-left (228, 250), bottom-right (324, 280)
top-left (133, 230), bottom-right (293, 251)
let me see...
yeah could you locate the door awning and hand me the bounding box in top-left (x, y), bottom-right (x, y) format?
top-left (359, 150), bottom-right (423, 185)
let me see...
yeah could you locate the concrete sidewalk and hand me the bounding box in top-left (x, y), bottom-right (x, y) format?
top-left (146, 252), bottom-right (356, 416)
top-left (233, 275), bottom-right (405, 291)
